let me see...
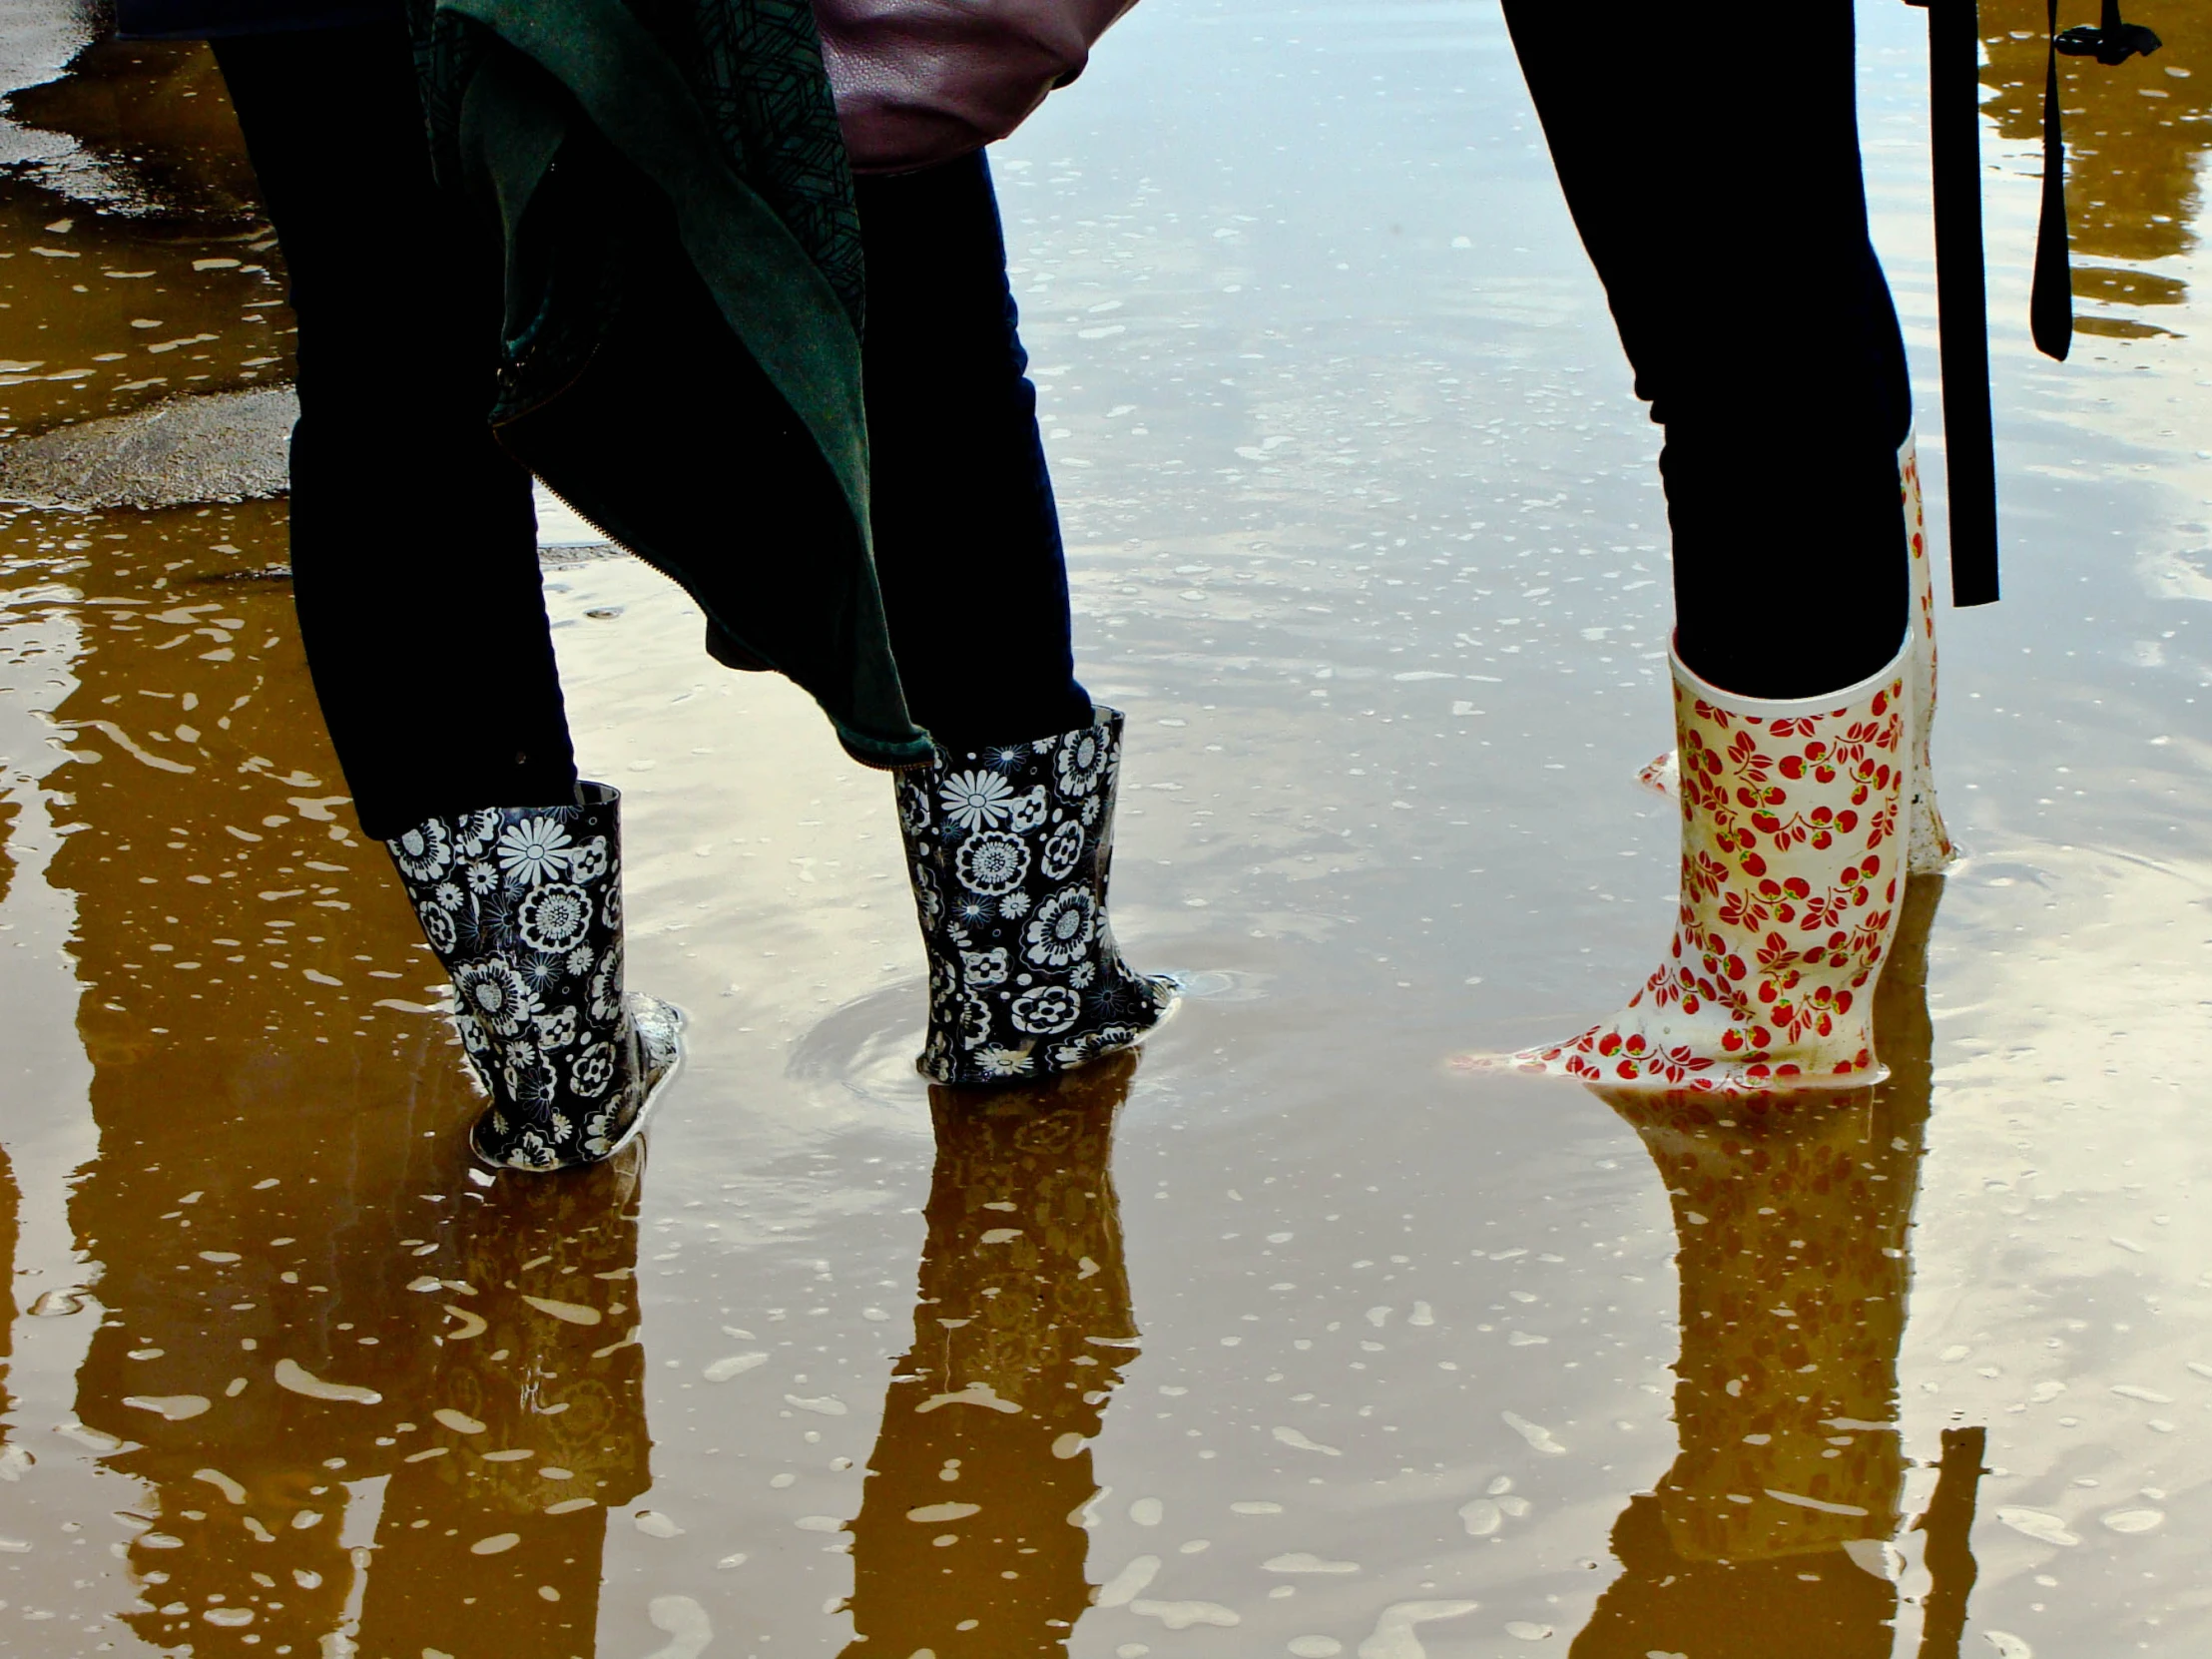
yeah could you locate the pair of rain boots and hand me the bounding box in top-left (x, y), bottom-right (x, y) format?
top-left (386, 709), bottom-right (1173, 1169)
top-left (1504, 437), bottom-right (1953, 1093)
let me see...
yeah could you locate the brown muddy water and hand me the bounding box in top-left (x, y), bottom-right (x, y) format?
top-left (2, 3), bottom-right (2210, 1657)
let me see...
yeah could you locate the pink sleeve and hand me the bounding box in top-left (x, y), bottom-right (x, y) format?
top-left (815, 0), bottom-right (1141, 175)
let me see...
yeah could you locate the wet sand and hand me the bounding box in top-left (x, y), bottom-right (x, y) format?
top-left (2, 2), bottom-right (2210, 1656)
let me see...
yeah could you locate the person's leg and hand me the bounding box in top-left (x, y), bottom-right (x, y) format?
top-left (212, 22), bottom-right (577, 841)
top-left (854, 151), bottom-right (1091, 747)
top-left (216, 28), bottom-right (677, 1175)
top-left (1502, 0), bottom-right (1911, 699)
top-left (849, 151), bottom-right (1166, 1086)
top-left (1484, 3), bottom-right (1919, 1092)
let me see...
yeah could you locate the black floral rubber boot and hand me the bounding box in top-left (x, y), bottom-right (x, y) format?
top-left (896, 707), bottom-right (1177, 1085)
top-left (384, 784), bottom-right (682, 1171)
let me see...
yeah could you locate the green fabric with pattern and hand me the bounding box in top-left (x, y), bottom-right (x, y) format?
top-left (408, 0), bottom-right (931, 770)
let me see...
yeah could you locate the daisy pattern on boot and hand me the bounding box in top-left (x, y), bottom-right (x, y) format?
top-left (385, 786), bottom-right (679, 1169)
top-left (897, 709), bottom-right (1176, 1086)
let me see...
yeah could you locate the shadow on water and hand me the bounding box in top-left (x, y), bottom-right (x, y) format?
top-left (842, 1052), bottom-right (1140, 1657)
top-left (1571, 876), bottom-right (1986, 1658)
top-left (1980, 0), bottom-right (2212, 331)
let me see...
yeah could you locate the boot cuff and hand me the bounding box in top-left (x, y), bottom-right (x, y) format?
top-left (1667, 629), bottom-right (1914, 721)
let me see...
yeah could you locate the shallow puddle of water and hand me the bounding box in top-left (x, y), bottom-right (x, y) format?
top-left (2, 2), bottom-right (2211, 1657)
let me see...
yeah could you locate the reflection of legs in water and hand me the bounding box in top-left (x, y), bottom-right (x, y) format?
top-left (83, 1123), bottom-right (651, 1656)
top-left (1485, 2), bottom-right (1953, 1090)
top-left (209, 24), bottom-right (575, 835)
top-left (352, 1154), bottom-right (652, 1656)
top-left (1500, 0), bottom-right (1911, 700)
top-left (1571, 877), bottom-right (1986, 1658)
top-left (842, 1052), bottom-right (1142, 1657)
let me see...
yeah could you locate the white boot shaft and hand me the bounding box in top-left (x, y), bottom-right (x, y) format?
top-left (1514, 636), bottom-right (1915, 1092)
top-left (1900, 435), bottom-right (1955, 873)
top-left (1640, 437), bottom-right (1953, 874)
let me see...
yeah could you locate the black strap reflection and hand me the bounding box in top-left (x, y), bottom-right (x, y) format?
top-left (1, 1144), bottom-right (16, 1465)
top-left (1572, 876), bottom-right (1985, 1659)
top-left (841, 1051), bottom-right (1141, 1658)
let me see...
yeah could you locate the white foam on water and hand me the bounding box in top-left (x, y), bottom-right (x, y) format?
top-left (1841, 1538), bottom-right (1904, 1581)
top-left (1500, 1412), bottom-right (1564, 1455)
top-left (1994, 1507), bottom-right (2079, 1547)
top-left (1095, 1554), bottom-right (1161, 1607)
top-left (274, 1361), bottom-right (379, 1404)
top-left (643, 1594), bottom-right (714, 1659)
top-left (1128, 1599), bottom-right (1240, 1629)
top-left (1355, 1600), bottom-right (1479, 1659)
top-left (2102, 1508), bottom-right (2165, 1533)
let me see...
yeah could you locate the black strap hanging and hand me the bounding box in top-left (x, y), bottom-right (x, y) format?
top-left (1908, 0), bottom-right (2001, 606)
top-left (2041, 2), bottom-right (2165, 357)
top-left (1905, 0), bottom-right (2160, 608)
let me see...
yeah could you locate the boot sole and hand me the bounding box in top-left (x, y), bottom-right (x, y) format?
top-left (919, 973), bottom-right (1182, 1089)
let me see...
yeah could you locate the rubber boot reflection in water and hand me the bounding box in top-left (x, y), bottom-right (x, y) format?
top-left (113, 1154), bottom-right (654, 1655)
top-left (841, 1052), bottom-right (1142, 1657)
top-left (1475, 1), bottom-right (1958, 1092)
top-left (349, 1152), bottom-right (654, 1654)
top-left (204, 16), bottom-right (1168, 1170)
top-left (75, 1007), bottom-right (649, 1656)
top-left (1570, 877), bottom-right (1988, 1659)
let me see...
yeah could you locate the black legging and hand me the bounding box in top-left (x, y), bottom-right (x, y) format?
top-left (213, 23), bottom-right (1088, 841)
top-left (1501, 1), bottom-right (1913, 699)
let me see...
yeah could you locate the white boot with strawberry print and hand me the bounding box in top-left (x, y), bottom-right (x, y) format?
top-left (1501, 633), bottom-right (1915, 1092)
top-left (1636, 435), bottom-right (1955, 875)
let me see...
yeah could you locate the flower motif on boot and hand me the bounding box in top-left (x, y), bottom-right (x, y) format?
top-left (1492, 641), bottom-right (1914, 1094)
top-left (385, 786), bottom-right (682, 1171)
top-left (1631, 437), bottom-right (1955, 876)
top-left (898, 708), bottom-right (1177, 1086)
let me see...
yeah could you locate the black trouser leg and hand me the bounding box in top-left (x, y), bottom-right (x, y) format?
top-left (213, 23), bottom-right (577, 840)
top-left (855, 152), bottom-right (1091, 748)
top-left (1501, 0), bottom-right (1913, 699)
top-left (221, 29), bottom-right (1084, 814)
top-left (502, 148), bottom-right (1092, 759)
